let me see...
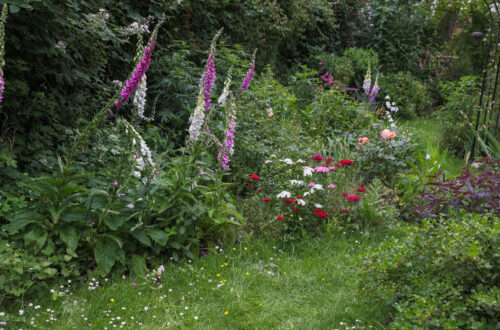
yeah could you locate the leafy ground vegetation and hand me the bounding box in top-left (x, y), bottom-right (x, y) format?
top-left (0, 0), bottom-right (499, 329)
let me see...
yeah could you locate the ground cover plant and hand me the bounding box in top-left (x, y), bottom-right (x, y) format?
top-left (1, 1), bottom-right (499, 329)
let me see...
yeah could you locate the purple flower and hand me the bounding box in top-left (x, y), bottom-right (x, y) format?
top-left (368, 86), bottom-right (380, 105)
top-left (203, 52), bottom-right (216, 110)
top-left (241, 51), bottom-right (256, 90)
top-left (130, 282), bottom-right (137, 287)
top-left (0, 75), bottom-right (4, 107)
top-left (117, 40), bottom-right (156, 108)
top-left (112, 180), bottom-right (119, 186)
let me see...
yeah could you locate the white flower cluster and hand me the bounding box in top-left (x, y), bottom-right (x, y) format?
top-left (276, 191), bottom-right (291, 198)
top-left (133, 75), bottom-right (149, 121)
top-left (120, 119), bottom-right (155, 180)
top-left (282, 158), bottom-right (293, 165)
top-left (384, 95), bottom-right (398, 129)
top-left (302, 166), bottom-right (314, 177)
top-left (289, 179), bottom-right (304, 186)
top-left (217, 68), bottom-right (232, 106)
top-left (188, 90), bottom-right (205, 142)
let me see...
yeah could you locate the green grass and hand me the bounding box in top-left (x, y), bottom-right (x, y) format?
top-left (3, 229), bottom-right (401, 329)
top-left (400, 118), bottom-right (465, 175)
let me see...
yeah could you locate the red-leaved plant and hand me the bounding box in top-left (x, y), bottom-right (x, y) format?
top-left (411, 157), bottom-right (499, 221)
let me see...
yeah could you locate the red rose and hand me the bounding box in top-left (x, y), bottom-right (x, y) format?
top-left (342, 192), bottom-right (348, 197)
top-left (277, 215), bottom-right (284, 221)
top-left (356, 187), bottom-right (366, 192)
top-left (262, 198), bottom-right (271, 202)
top-left (250, 174), bottom-right (261, 180)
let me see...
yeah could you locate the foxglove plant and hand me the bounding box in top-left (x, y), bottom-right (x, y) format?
top-left (218, 102), bottom-right (237, 169)
top-left (363, 63), bottom-right (371, 95)
top-left (188, 88), bottom-right (205, 142)
top-left (133, 75), bottom-right (149, 121)
top-left (203, 28), bottom-right (223, 111)
top-left (368, 74), bottom-right (379, 105)
top-left (0, 5), bottom-right (8, 107)
top-left (114, 17), bottom-right (165, 112)
top-left (217, 67), bottom-right (233, 107)
top-left (241, 49), bottom-right (257, 91)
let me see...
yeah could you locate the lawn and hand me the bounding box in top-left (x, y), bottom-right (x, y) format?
top-left (4, 226), bottom-right (406, 329)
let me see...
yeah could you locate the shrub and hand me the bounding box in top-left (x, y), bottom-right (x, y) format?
top-left (362, 211), bottom-right (500, 328)
top-left (412, 157), bottom-right (500, 221)
top-left (355, 126), bottom-right (418, 185)
top-left (379, 72), bottom-right (431, 118)
top-left (437, 75), bottom-right (481, 156)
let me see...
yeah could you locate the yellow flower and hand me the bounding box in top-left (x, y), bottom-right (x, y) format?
top-left (245, 272), bottom-right (249, 276)
top-left (110, 298), bottom-right (115, 302)
top-left (284, 272), bottom-right (287, 275)
top-left (224, 311), bottom-right (229, 315)
top-left (232, 248), bottom-right (236, 251)
top-left (224, 262), bottom-right (228, 266)
top-left (244, 247), bottom-right (248, 251)
top-left (220, 265), bottom-right (224, 267)
top-left (217, 274), bottom-right (220, 277)
top-left (322, 278), bottom-right (325, 281)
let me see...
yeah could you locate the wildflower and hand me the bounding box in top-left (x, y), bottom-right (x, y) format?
top-left (308, 182), bottom-right (315, 187)
top-left (314, 203), bottom-right (323, 208)
top-left (131, 282), bottom-right (137, 286)
top-left (265, 107), bottom-right (274, 118)
top-left (358, 137), bottom-right (369, 144)
top-left (133, 75), bottom-right (149, 121)
top-left (112, 180), bottom-right (119, 186)
top-left (224, 311), bottom-right (229, 315)
top-left (325, 157), bottom-right (333, 166)
top-left (250, 174), bottom-right (261, 180)
top-left (328, 184), bottom-right (336, 189)
top-left (340, 159), bottom-right (353, 166)
top-left (381, 129), bottom-right (396, 140)
top-left (110, 298), bottom-right (115, 302)
top-left (342, 192), bottom-right (348, 197)
top-left (312, 154), bottom-right (323, 162)
top-left (282, 158), bottom-right (293, 165)
top-left (188, 87), bottom-right (206, 142)
top-left (276, 191), bottom-right (291, 198)
top-left (368, 74), bottom-right (380, 105)
top-left (425, 154), bottom-right (431, 160)
top-left (241, 49), bottom-right (256, 90)
top-left (363, 63), bottom-right (371, 95)
top-left (356, 187), bottom-right (366, 192)
top-left (297, 199), bottom-right (306, 206)
top-left (334, 162), bottom-right (342, 167)
top-left (277, 215), bottom-right (284, 221)
top-left (347, 195), bottom-right (360, 202)
top-left (262, 198), bottom-right (271, 202)
top-left (292, 206), bottom-right (300, 211)
top-left (203, 28), bottom-right (223, 110)
top-left (218, 102), bottom-right (237, 169)
top-left (118, 40), bottom-right (156, 108)
top-left (329, 166), bottom-right (337, 171)
top-left (314, 166), bottom-right (329, 173)
top-left (217, 67), bottom-right (232, 106)
top-left (341, 209), bottom-right (350, 213)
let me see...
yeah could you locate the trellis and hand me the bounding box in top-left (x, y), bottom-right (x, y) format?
top-left (470, 0), bottom-right (500, 158)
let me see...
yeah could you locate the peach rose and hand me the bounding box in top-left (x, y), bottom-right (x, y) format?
top-left (358, 137), bottom-right (369, 144)
top-left (381, 129), bottom-right (396, 140)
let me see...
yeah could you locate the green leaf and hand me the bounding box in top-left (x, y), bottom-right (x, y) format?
top-left (169, 241), bottom-right (181, 249)
top-left (24, 228), bottom-right (47, 254)
top-left (104, 216), bottom-right (124, 230)
top-left (6, 211), bottom-right (42, 232)
top-left (149, 229), bottom-right (168, 246)
top-left (102, 234), bottom-right (123, 249)
top-left (131, 228), bottom-right (151, 247)
top-left (9, 5), bottom-right (20, 13)
top-left (60, 225), bottom-right (79, 251)
top-left (131, 254), bottom-right (148, 278)
top-left (94, 237), bottom-right (117, 276)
